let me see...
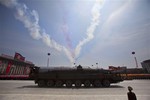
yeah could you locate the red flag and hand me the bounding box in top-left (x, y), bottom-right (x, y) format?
top-left (6, 62), bottom-right (12, 74)
top-left (14, 52), bottom-right (25, 61)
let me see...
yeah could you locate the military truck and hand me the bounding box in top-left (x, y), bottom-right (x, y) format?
top-left (29, 65), bottom-right (123, 87)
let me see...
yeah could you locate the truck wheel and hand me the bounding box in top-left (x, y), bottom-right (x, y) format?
top-left (84, 80), bottom-right (91, 87)
top-left (93, 80), bottom-right (102, 87)
top-left (38, 80), bottom-right (45, 87)
top-left (66, 80), bottom-right (72, 88)
top-left (102, 80), bottom-right (110, 87)
top-left (47, 80), bottom-right (54, 87)
top-left (55, 80), bottom-right (63, 87)
top-left (75, 80), bottom-right (82, 88)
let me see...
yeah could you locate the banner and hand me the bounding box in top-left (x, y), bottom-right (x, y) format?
top-left (14, 52), bottom-right (25, 61)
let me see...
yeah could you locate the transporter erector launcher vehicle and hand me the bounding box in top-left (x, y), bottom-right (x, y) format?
top-left (29, 65), bottom-right (123, 87)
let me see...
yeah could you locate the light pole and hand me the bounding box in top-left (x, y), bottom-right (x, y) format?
top-left (74, 63), bottom-right (76, 67)
top-left (132, 51), bottom-right (138, 68)
top-left (47, 53), bottom-right (50, 67)
top-left (96, 63), bottom-right (98, 69)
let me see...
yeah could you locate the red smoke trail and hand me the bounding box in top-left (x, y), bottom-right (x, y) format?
top-left (60, 1), bottom-right (75, 60)
top-left (61, 16), bottom-right (74, 59)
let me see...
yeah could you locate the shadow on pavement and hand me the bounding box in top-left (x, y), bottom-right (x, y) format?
top-left (17, 85), bottom-right (124, 89)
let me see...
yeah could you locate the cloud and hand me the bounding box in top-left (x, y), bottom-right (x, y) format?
top-left (0, 0), bottom-right (17, 8)
top-left (99, 0), bottom-right (133, 40)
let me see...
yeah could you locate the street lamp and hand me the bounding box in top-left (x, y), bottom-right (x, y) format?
top-left (132, 51), bottom-right (138, 68)
top-left (96, 63), bottom-right (98, 69)
top-left (74, 63), bottom-right (76, 66)
top-left (47, 53), bottom-right (50, 67)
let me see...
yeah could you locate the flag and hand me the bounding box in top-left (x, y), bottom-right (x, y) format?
top-left (14, 52), bottom-right (25, 61)
top-left (6, 62), bottom-right (12, 74)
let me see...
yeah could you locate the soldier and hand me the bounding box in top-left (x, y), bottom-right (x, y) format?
top-left (127, 86), bottom-right (137, 100)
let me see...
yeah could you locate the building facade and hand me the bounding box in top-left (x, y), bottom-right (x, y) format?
top-left (0, 53), bottom-right (34, 79)
top-left (141, 59), bottom-right (150, 73)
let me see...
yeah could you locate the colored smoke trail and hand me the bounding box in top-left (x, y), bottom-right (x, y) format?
top-left (59, 0), bottom-right (75, 62)
top-left (61, 18), bottom-right (75, 59)
top-left (75, 0), bottom-right (104, 59)
top-left (0, 0), bottom-right (74, 63)
top-left (0, 0), bottom-right (105, 65)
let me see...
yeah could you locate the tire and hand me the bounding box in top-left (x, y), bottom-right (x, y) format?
top-left (47, 80), bottom-right (54, 87)
top-left (93, 80), bottom-right (102, 87)
top-left (55, 80), bottom-right (63, 87)
top-left (102, 80), bottom-right (110, 87)
top-left (38, 80), bottom-right (45, 87)
top-left (66, 80), bottom-right (72, 88)
top-left (75, 80), bottom-right (82, 88)
top-left (84, 80), bottom-right (91, 87)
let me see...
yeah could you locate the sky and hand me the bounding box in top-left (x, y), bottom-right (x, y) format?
top-left (0, 0), bottom-right (150, 69)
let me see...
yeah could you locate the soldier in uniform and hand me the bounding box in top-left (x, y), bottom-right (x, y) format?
top-left (127, 86), bottom-right (137, 100)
